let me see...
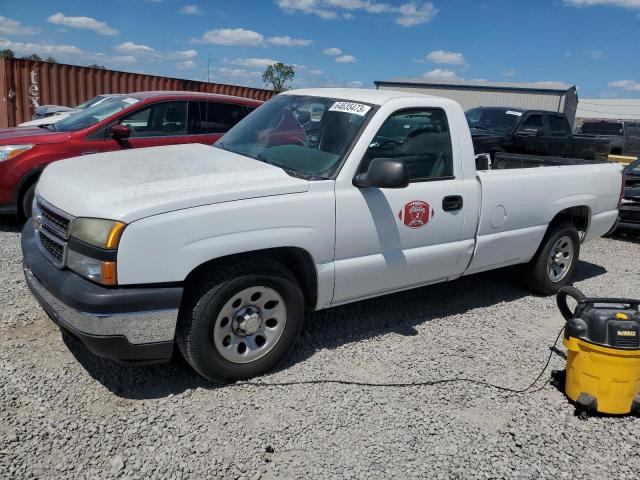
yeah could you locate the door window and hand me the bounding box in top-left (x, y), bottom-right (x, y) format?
top-left (120, 101), bottom-right (187, 137)
top-left (548, 115), bottom-right (568, 137)
top-left (521, 114), bottom-right (544, 129)
top-left (361, 109), bottom-right (454, 181)
top-left (188, 101), bottom-right (253, 134)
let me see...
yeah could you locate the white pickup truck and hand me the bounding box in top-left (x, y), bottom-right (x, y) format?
top-left (21, 88), bottom-right (623, 381)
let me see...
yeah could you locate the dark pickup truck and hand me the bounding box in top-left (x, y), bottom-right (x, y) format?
top-left (618, 159), bottom-right (640, 233)
top-left (466, 107), bottom-right (610, 166)
top-left (577, 120), bottom-right (640, 157)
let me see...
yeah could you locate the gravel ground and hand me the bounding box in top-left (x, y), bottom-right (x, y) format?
top-left (1, 215), bottom-right (639, 479)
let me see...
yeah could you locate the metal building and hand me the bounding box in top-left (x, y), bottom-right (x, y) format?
top-left (375, 78), bottom-right (579, 125)
top-left (576, 99), bottom-right (640, 123)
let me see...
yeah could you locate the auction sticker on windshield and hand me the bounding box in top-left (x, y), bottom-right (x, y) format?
top-left (122, 98), bottom-right (140, 105)
top-left (329, 102), bottom-right (371, 116)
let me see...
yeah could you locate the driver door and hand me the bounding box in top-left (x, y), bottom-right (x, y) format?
top-left (101, 100), bottom-right (192, 152)
top-left (332, 108), bottom-right (477, 304)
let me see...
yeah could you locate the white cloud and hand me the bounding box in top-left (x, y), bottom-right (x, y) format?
top-left (177, 60), bottom-right (196, 69)
top-left (180, 5), bottom-right (204, 14)
top-left (608, 80), bottom-right (640, 91)
top-left (195, 27), bottom-right (312, 48)
top-left (267, 35), bottom-right (313, 46)
top-left (425, 50), bottom-right (467, 66)
top-left (170, 49), bottom-right (198, 59)
top-left (335, 54), bottom-right (356, 63)
top-left (309, 69), bottom-right (325, 75)
top-left (47, 12), bottom-right (119, 36)
top-left (348, 80), bottom-right (363, 88)
top-left (212, 67), bottom-right (264, 87)
top-left (0, 38), bottom-right (136, 65)
top-left (395, 2), bottom-right (439, 26)
top-left (502, 69), bottom-right (518, 77)
top-left (195, 28), bottom-right (264, 46)
top-left (115, 41), bottom-right (155, 53)
top-left (0, 16), bottom-right (40, 35)
top-left (562, 0), bottom-right (640, 8)
top-left (323, 47), bottom-right (342, 56)
top-left (230, 57), bottom-right (279, 68)
top-left (276, 0), bottom-right (438, 26)
top-left (423, 69), bottom-right (460, 80)
top-left (585, 48), bottom-right (605, 60)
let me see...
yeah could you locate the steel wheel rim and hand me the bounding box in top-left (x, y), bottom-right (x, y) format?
top-left (547, 235), bottom-right (574, 283)
top-left (213, 286), bottom-right (287, 364)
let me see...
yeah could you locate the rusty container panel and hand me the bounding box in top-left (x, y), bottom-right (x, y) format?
top-left (0, 58), bottom-right (277, 128)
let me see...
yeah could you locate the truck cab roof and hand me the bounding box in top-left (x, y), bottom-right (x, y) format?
top-left (280, 88), bottom-right (443, 107)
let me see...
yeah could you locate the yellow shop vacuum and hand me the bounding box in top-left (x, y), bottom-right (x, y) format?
top-left (555, 287), bottom-right (640, 418)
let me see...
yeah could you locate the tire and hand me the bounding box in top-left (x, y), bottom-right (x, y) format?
top-left (524, 222), bottom-right (580, 295)
top-left (176, 258), bottom-right (305, 382)
top-left (21, 183), bottom-right (36, 219)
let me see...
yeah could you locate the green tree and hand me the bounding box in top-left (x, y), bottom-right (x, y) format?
top-left (262, 63), bottom-right (295, 92)
top-left (45, 56), bottom-right (56, 63)
top-left (88, 64), bottom-right (106, 69)
top-left (22, 53), bottom-right (42, 61)
top-left (0, 49), bottom-right (15, 59)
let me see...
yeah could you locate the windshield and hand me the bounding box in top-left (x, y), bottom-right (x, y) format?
top-left (579, 122), bottom-right (623, 136)
top-left (215, 95), bottom-right (373, 179)
top-left (466, 108), bottom-right (522, 134)
top-left (54, 97), bottom-right (140, 132)
top-left (626, 159), bottom-right (640, 175)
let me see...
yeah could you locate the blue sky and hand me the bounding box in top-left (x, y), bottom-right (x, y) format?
top-left (1, 0), bottom-right (639, 98)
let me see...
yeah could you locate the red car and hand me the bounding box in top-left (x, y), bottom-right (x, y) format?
top-left (0, 91), bottom-right (262, 217)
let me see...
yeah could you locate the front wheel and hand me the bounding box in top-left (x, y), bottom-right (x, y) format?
top-left (524, 223), bottom-right (580, 295)
top-left (176, 259), bottom-right (305, 382)
top-left (21, 183), bottom-right (36, 219)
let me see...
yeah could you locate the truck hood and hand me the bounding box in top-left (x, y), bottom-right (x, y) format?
top-left (0, 127), bottom-right (70, 145)
top-left (37, 143), bottom-right (310, 223)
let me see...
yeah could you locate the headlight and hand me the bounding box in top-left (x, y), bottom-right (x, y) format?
top-left (68, 218), bottom-right (126, 286)
top-left (67, 250), bottom-right (117, 286)
top-left (70, 218), bottom-right (125, 249)
top-left (0, 144), bottom-right (34, 162)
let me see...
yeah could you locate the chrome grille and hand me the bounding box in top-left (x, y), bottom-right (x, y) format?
top-left (36, 227), bottom-right (67, 268)
top-left (36, 198), bottom-right (73, 238)
top-left (33, 196), bottom-right (74, 269)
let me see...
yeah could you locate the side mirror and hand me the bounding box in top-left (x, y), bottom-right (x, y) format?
top-left (111, 124), bottom-right (131, 140)
top-left (353, 158), bottom-right (410, 189)
top-left (517, 127), bottom-right (542, 138)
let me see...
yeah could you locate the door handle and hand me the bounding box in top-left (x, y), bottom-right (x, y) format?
top-left (442, 195), bottom-right (463, 212)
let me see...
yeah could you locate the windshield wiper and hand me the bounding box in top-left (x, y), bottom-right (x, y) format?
top-left (471, 125), bottom-right (490, 131)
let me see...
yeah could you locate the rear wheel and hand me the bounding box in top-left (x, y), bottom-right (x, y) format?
top-left (176, 259), bottom-right (305, 382)
top-left (524, 223), bottom-right (580, 295)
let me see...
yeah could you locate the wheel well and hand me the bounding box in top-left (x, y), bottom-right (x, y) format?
top-left (610, 147), bottom-right (622, 155)
top-left (16, 169), bottom-right (42, 213)
top-left (548, 206), bottom-right (590, 239)
top-left (184, 247), bottom-right (319, 309)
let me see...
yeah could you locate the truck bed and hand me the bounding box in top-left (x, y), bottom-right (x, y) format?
top-left (490, 152), bottom-right (607, 169)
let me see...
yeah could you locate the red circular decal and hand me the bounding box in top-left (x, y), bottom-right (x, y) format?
top-left (399, 200), bottom-right (433, 229)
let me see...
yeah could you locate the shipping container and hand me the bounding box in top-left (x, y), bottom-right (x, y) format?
top-left (0, 58), bottom-right (276, 128)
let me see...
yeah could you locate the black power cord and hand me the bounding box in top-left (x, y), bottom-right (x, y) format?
top-left (231, 326), bottom-right (567, 396)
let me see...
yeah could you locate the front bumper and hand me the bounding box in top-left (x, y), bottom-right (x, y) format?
top-left (21, 221), bottom-right (183, 363)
